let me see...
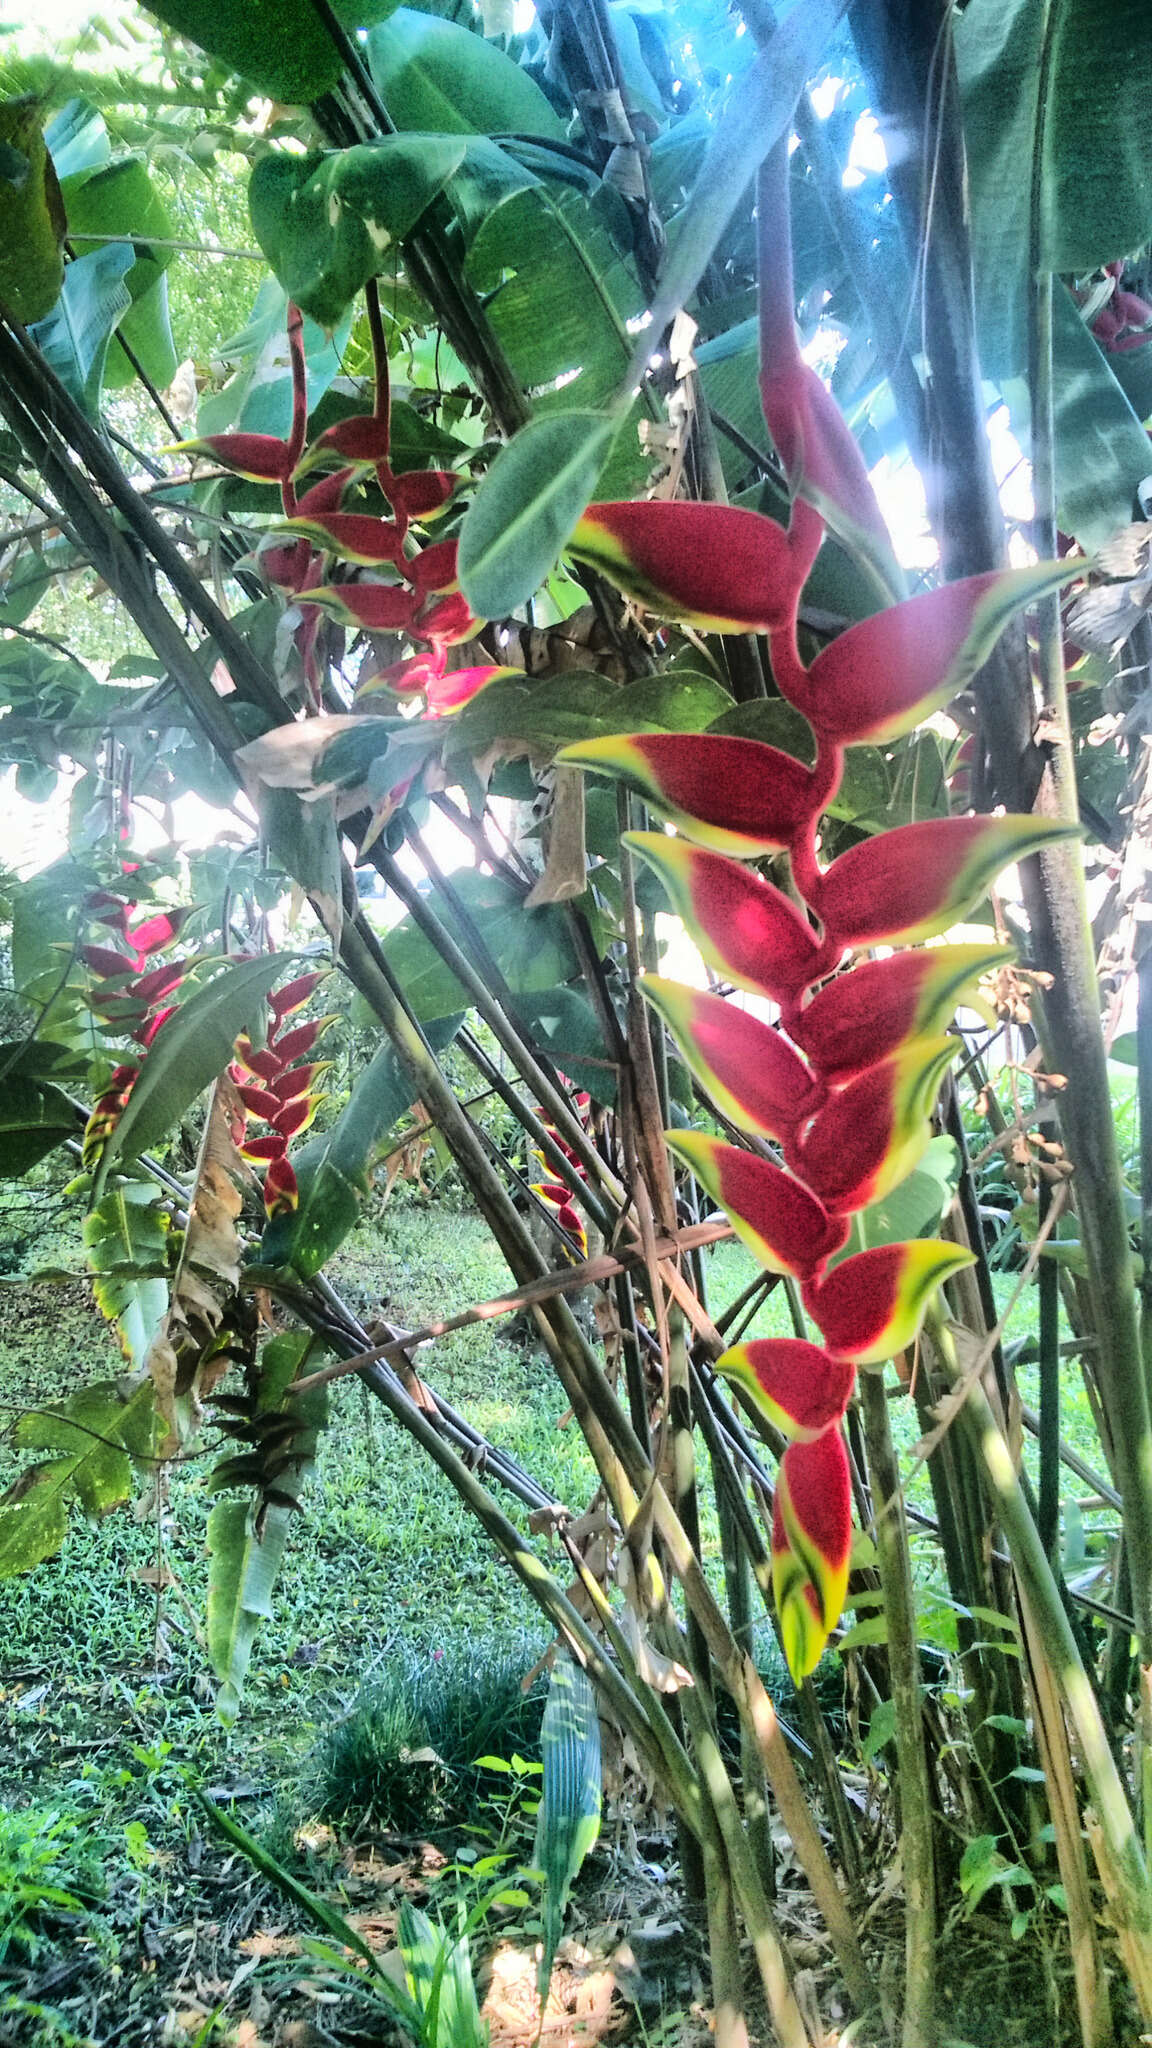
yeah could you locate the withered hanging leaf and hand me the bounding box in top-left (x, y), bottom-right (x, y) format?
top-left (144, 1081), bottom-right (250, 1446)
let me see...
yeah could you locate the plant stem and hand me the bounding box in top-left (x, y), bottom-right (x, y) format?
top-left (859, 1373), bottom-right (936, 2048)
top-left (935, 1311), bottom-right (1152, 2001)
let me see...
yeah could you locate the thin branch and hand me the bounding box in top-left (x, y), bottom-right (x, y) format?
top-left (288, 1219), bottom-right (735, 1396)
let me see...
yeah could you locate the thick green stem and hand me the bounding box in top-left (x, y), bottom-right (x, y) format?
top-left (934, 1313), bottom-right (1152, 1981)
top-left (675, 1676), bottom-right (817, 2048)
top-left (859, 1374), bottom-right (936, 2048)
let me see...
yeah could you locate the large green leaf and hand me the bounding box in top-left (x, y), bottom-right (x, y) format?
top-left (140, 0), bottom-right (345, 103)
top-left (60, 154), bottom-right (177, 390)
top-left (43, 96), bottom-right (110, 183)
top-left (0, 95), bottom-right (66, 323)
top-left (197, 278), bottom-right (352, 443)
top-left (516, 989), bottom-right (620, 1107)
top-left (0, 1377), bottom-right (157, 1577)
top-left (533, 1654), bottom-right (602, 2001)
top-left (9, 856), bottom-right (91, 1000)
top-left (381, 868), bottom-right (580, 1023)
top-left (249, 138), bottom-right (466, 330)
top-left (636, 0), bottom-right (849, 375)
top-left (465, 182), bottom-right (646, 414)
top-left (206, 1330), bottom-right (325, 1723)
top-left (93, 955), bottom-right (294, 1193)
top-left (260, 785), bottom-right (343, 946)
top-left (442, 666), bottom-right (732, 762)
top-left (957, 0), bottom-right (1152, 545)
top-left (261, 1016), bottom-right (460, 1277)
top-left (366, 8), bottom-right (564, 138)
top-left (457, 411), bottom-right (616, 620)
top-left (83, 1180), bottom-right (170, 1367)
top-left (207, 1498), bottom-right (294, 1726)
top-left (957, 0), bottom-right (1152, 279)
top-left (28, 243), bottom-right (134, 419)
top-left (0, 1074), bottom-right (77, 1176)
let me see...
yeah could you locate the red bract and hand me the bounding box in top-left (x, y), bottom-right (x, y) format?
top-left (559, 732), bottom-right (819, 858)
top-left (772, 1429), bottom-right (853, 1681)
top-left (273, 1093), bottom-right (324, 1141)
top-left (82, 1063), bottom-right (139, 1167)
top-left (80, 945), bottom-right (138, 980)
top-left (568, 500), bottom-right (802, 633)
top-left (271, 1017), bottom-right (335, 1065)
top-left (264, 1153), bottom-right (299, 1218)
top-left (667, 1131), bottom-right (849, 1279)
top-left (761, 360), bottom-right (891, 575)
top-left (237, 1083), bottom-right (283, 1121)
top-left (641, 977), bottom-right (824, 1142)
top-left (813, 815), bottom-right (1080, 951)
top-left (128, 962), bottom-right (185, 1006)
top-left (305, 582), bottom-right (419, 631)
top-left (240, 1131), bottom-right (285, 1163)
top-left (624, 831), bottom-right (824, 1005)
top-left (425, 665), bottom-right (515, 716)
top-left (716, 1337), bottom-right (855, 1442)
top-left (268, 1061), bottom-right (328, 1102)
top-left (232, 1040), bottom-right (282, 1085)
top-left (417, 591), bottom-right (476, 645)
top-left (755, 143), bottom-right (890, 578)
top-left (268, 971), bottom-right (328, 1024)
top-left (789, 944), bottom-right (1002, 1082)
top-left (137, 1005), bottom-right (176, 1048)
top-left (408, 536), bottom-right (459, 598)
top-left (786, 1035), bottom-right (959, 1215)
top-left (168, 431), bottom-right (297, 484)
top-left (802, 1241), bottom-right (975, 1365)
top-left (298, 415), bottom-right (392, 471)
top-left (388, 469), bottom-right (459, 521)
top-left (790, 566), bottom-right (1072, 747)
top-left (127, 907), bottom-right (193, 960)
top-left (279, 512), bottom-right (405, 565)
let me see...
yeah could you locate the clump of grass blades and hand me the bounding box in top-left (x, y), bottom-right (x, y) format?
top-left (311, 1635), bottom-right (549, 1832)
top-left (0, 1804), bottom-right (104, 1965)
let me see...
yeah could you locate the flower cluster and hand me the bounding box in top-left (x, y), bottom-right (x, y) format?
top-left (529, 1089), bottom-right (593, 1258)
top-left (80, 902), bottom-right (330, 1225)
top-left (559, 463), bottom-right (1075, 1681)
top-left (80, 891), bottom-right (194, 1166)
top-left (228, 971), bottom-right (332, 1219)
top-left (170, 301), bottom-right (497, 715)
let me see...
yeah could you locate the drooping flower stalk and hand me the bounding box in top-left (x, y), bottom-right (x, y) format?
top-left (559, 486), bottom-right (1075, 1682)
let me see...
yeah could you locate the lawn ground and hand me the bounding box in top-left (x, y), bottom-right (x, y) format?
top-left (0, 1190), bottom-right (1102, 2047)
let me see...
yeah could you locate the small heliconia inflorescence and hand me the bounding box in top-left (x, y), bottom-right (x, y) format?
top-left (228, 971), bottom-right (333, 1220)
top-left (529, 1089), bottom-right (593, 1258)
top-left (80, 903), bottom-right (331, 1225)
top-left (165, 298), bottom-right (492, 716)
top-left (558, 462), bottom-right (1076, 1682)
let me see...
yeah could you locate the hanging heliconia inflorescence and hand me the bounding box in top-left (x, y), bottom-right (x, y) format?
top-left (228, 971), bottom-right (333, 1219)
top-left (556, 150), bottom-right (1078, 1681)
top-left (81, 904), bottom-right (332, 1225)
top-left (80, 890), bottom-right (196, 1166)
top-left (166, 292), bottom-right (503, 720)
top-left (529, 1088), bottom-right (593, 1259)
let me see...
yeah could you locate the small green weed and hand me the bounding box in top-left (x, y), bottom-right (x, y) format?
top-left (0, 1803), bottom-right (102, 1964)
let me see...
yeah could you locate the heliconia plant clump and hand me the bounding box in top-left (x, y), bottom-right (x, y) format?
top-left (559, 378), bottom-right (1077, 1680)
